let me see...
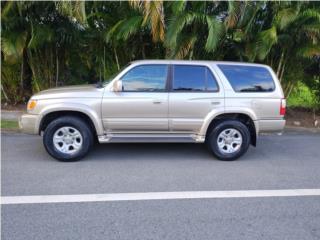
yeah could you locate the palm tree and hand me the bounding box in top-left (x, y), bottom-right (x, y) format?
top-left (129, 0), bottom-right (165, 42)
top-left (1, 1), bottom-right (30, 94)
top-left (106, 0), bottom-right (166, 61)
top-left (255, 2), bottom-right (320, 71)
top-left (1, 1), bottom-right (319, 106)
top-left (165, 1), bottom-right (225, 59)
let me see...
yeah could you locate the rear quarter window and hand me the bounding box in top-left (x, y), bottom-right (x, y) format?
top-left (218, 65), bottom-right (275, 92)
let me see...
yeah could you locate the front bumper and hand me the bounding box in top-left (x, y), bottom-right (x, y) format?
top-left (19, 114), bottom-right (40, 134)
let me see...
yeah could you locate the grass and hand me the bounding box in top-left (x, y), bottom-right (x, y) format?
top-left (287, 82), bottom-right (318, 109)
top-left (1, 119), bottom-right (19, 130)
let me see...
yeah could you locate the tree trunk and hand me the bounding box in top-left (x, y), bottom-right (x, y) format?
top-left (189, 49), bottom-right (194, 60)
top-left (1, 84), bottom-right (9, 102)
top-left (279, 59), bottom-right (286, 82)
top-left (114, 47), bottom-right (120, 70)
top-left (276, 52), bottom-right (284, 77)
top-left (104, 46), bottom-right (106, 79)
top-left (55, 46), bottom-right (59, 87)
top-left (140, 34), bottom-right (146, 59)
top-left (142, 44), bottom-right (146, 59)
top-left (286, 84), bottom-right (294, 98)
top-left (20, 57), bottom-right (24, 90)
top-left (284, 82), bottom-right (294, 98)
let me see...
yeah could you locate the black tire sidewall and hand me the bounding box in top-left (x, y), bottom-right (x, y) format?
top-left (208, 120), bottom-right (250, 161)
top-left (43, 116), bottom-right (93, 161)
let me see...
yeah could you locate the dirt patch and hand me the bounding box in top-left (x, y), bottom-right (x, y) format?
top-left (286, 107), bottom-right (320, 128)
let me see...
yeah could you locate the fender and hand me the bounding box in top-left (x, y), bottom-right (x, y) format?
top-left (38, 103), bottom-right (104, 136)
top-left (199, 107), bottom-right (258, 136)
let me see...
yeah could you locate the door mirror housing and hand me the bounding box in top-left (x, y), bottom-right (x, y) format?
top-left (113, 80), bottom-right (123, 92)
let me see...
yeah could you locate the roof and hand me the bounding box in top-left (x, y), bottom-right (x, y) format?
top-left (130, 59), bottom-right (268, 67)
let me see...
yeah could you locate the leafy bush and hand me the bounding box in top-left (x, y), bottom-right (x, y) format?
top-left (287, 82), bottom-right (318, 109)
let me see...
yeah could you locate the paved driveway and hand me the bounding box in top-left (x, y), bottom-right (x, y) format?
top-left (1, 130), bottom-right (320, 240)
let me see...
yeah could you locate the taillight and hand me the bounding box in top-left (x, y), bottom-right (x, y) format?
top-left (280, 98), bottom-right (286, 116)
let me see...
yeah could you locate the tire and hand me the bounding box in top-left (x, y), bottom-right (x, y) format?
top-left (43, 116), bottom-right (94, 161)
top-left (206, 120), bottom-right (250, 161)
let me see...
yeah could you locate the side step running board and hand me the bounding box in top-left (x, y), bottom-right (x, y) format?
top-left (98, 133), bottom-right (205, 143)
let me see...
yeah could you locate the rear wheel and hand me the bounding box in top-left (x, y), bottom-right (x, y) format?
top-left (43, 116), bottom-right (93, 161)
top-left (207, 120), bottom-right (250, 161)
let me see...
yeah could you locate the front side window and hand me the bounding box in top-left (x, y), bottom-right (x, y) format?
top-left (121, 65), bottom-right (168, 91)
top-left (172, 65), bottom-right (219, 92)
top-left (218, 64), bottom-right (275, 92)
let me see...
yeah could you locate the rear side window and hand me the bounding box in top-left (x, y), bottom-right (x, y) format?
top-left (172, 65), bottom-right (219, 92)
top-left (218, 65), bottom-right (275, 92)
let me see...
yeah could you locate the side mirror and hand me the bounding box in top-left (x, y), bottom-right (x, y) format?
top-left (113, 80), bottom-right (123, 92)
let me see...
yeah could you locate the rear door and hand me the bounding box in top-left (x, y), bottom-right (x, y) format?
top-left (168, 64), bottom-right (224, 132)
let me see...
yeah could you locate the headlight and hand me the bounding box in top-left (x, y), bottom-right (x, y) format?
top-left (27, 99), bottom-right (37, 111)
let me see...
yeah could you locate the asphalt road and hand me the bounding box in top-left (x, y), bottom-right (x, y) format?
top-left (1, 129), bottom-right (320, 240)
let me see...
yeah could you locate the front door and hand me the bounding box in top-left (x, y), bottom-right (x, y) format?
top-left (102, 64), bottom-right (169, 132)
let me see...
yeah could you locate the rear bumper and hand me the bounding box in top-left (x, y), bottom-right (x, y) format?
top-left (256, 119), bottom-right (286, 134)
top-left (19, 114), bottom-right (40, 134)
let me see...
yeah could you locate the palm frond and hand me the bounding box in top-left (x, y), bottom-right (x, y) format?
top-left (111, 16), bottom-right (143, 41)
top-left (302, 23), bottom-right (320, 35)
top-left (244, 42), bottom-right (257, 62)
top-left (165, 13), bottom-right (197, 48)
top-left (129, 0), bottom-right (165, 42)
top-left (28, 24), bottom-right (54, 49)
top-left (301, 9), bottom-right (320, 22)
top-left (297, 44), bottom-right (320, 58)
top-left (55, 1), bottom-right (87, 26)
top-left (225, 1), bottom-right (242, 29)
top-left (275, 7), bottom-right (299, 30)
top-left (174, 34), bottom-right (197, 59)
top-left (170, 0), bottom-right (187, 14)
top-left (256, 26), bottom-right (278, 60)
top-left (205, 16), bottom-right (224, 53)
top-left (106, 19), bottom-right (126, 42)
top-left (1, 1), bottom-right (16, 19)
top-left (142, 1), bottom-right (165, 42)
top-left (1, 31), bottom-right (27, 63)
top-left (128, 0), bottom-right (143, 10)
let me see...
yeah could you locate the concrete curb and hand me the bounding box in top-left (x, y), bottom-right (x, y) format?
top-left (1, 110), bottom-right (25, 121)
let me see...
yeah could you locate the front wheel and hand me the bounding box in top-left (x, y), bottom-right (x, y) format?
top-left (206, 120), bottom-right (250, 161)
top-left (43, 116), bottom-right (94, 161)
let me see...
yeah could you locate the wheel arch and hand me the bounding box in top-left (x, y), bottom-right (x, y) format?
top-left (39, 110), bottom-right (102, 138)
top-left (203, 112), bottom-right (257, 146)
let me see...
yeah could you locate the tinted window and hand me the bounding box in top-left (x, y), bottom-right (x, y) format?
top-left (173, 65), bottom-right (218, 92)
top-left (218, 65), bottom-right (275, 92)
top-left (207, 69), bottom-right (219, 91)
top-left (121, 65), bottom-right (168, 91)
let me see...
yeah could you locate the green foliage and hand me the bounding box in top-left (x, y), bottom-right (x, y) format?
top-left (0, 120), bottom-right (19, 129)
top-left (1, 31), bottom-right (27, 64)
top-left (287, 82), bottom-right (318, 109)
top-left (1, 63), bottom-right (25, 103)
top-left (1, 1), bottom-right (319, 109)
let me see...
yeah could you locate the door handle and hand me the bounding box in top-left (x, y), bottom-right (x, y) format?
top-left (153, 100), bottom-right (162, 104)
top-left (211, 101), bottom-right (220, 105)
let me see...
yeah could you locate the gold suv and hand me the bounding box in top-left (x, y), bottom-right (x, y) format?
top-left (20, 60), bottom-right (286, 161)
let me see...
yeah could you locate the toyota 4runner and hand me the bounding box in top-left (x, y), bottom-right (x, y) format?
top-left (20, 60), bottom-right (286, 161)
